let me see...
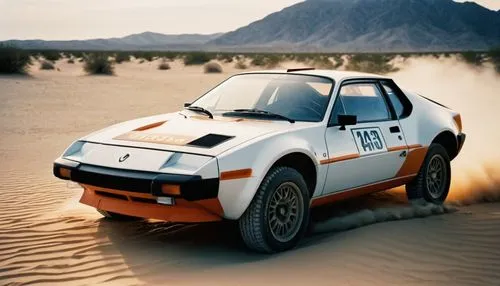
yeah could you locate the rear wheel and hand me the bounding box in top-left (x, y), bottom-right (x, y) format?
top-left (97, 209), bottom-right (142, 221)
top-left (406, 143), bottom-right (451, 204)
top-left (239, 166), bottom-right (310, 253)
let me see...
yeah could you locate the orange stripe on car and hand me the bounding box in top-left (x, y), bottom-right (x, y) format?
top-left (311, 175), bottom-right (416, 207)
top-left (320, 153), bottom-right (360, 165)
top-left (387, 146), bottom-right (407, 152)
top-left (220, 168), bottom-right (253, 180)
top-left (407, 144), bottom-right (423, 149)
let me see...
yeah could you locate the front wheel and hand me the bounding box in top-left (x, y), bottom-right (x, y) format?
top-left (406, 143), bottom-right (451, 204)
top-left (239, 166), bottom-right (310, 253)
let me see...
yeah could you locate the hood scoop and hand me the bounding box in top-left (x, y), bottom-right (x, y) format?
top-left (186, 134), bottom-right (234, 148)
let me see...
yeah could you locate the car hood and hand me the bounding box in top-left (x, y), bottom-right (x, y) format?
top-left (81, 112), bottom-right (302, 156)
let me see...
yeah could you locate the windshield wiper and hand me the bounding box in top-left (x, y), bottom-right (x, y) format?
top-left (227, 109), bottom-right (295, 123)
top-left (186, 106), bottom-right (213, 119)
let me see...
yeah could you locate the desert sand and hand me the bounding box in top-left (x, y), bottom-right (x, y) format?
top-left (0, 57), bottom-right (499, 285)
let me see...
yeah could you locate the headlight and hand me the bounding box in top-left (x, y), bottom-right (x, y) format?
top-left (62, 141), bottom-right (86, 157)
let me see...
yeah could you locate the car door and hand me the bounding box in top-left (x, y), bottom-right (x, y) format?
top-left (322, 80), bottom-right (408, 194)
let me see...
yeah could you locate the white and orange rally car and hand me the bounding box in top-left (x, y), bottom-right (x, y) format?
top-left (54, 69), bottom-right (465, 253)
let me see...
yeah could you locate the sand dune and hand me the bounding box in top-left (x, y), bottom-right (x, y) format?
top-left (0, 57), bottom-right (499, 285)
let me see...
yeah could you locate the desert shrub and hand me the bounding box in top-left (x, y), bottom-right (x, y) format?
top-left (132, 52), bottom-right (154, 62)
top-left (158, 60), bottom-right (171, 70)
top-left (488, 47), bottom-right (500, 73)
top-left (204, 62), bottom-right (222, 73)
top-left (346, 54), bottom-right (398, 74)
top-left (266, 55), bottom-right (282, 68)
top-left (234, 60), bottom-right (248, 69)
top-left (70, 51), bottom-right (84, 59)
top-left (138, 59), bottom-right (145, 64)
top-left (83, 53), bottom-right (114, 75)
top-left (67, 58), bottom-right (75, 64)
top-left (249, 54), bottom-right (282, 68)
top-left (216, 53), bottom-right (234, 63)
top-left (459, 51), bottom-right (485, 66)
top-left (184, 52), bottom-right (212, 65)
top-left (332, 54), bottom-right (344, 69)
top-left (0, 44), bottom-right (32, 74)
top-left (310, 55), bottom-right (334, 69)
top-left (294, 53), bottom-right (312, 63)
top-left (114, 53), bottom-right (130, 64)
top-left (40, 60), bottom-right (55, 70)
top-left (156, 52), bottom-right (177, 61)
top-left (39, 50), bottom-right (61, 62)
top-left (250, 55), bottom-right (266, 66)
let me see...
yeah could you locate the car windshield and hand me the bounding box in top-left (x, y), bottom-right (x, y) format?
top-left (191, 73), bottom-right (334, 122)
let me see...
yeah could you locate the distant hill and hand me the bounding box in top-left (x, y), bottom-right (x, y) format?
top-left (4, 32), bottom-right (223, 51)
top-left (212, 0), bottom-right (500, 52)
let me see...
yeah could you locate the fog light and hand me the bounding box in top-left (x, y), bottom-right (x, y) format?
top-left (59, 168), bottom-right (71, 179)
top-left (161, 184), bottom-right (181, 196)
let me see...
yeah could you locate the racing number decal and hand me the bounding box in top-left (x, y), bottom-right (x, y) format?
top-left (352, 127), bottom-right (387, 155)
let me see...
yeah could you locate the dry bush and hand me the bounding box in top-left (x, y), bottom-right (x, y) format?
top-left (158, 60), bottom-right (171, 70)
top-left (40, 60), bottom-right (55, 70)
top-left (0, 44), bottom-right (31, 74)
top-left (204, 62), bottom-right (223, 73)
top-left (114, 53), bottom-right (130, 64)
top-left (67, 59), bottom-right (75, 64)
top-left (346, 54), bottom-right (398, 74)
top-left (83, 54), bottom-right (115, 75)
top-left (235, 60), bottom-right (248, 69)
top-left (184, 52), bottom-right (212, 65)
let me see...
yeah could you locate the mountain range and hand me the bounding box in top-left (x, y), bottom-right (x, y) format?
top-left (4, 32), bottom-right (222, 51)
top-left (3, 0), bottom-right (500, 52)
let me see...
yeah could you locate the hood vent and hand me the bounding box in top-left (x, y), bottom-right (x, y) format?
top-left (187, 134), bottom-right (234, 148)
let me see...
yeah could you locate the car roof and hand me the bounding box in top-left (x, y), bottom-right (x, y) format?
top-left (240, 69), bottom-right (390, 82)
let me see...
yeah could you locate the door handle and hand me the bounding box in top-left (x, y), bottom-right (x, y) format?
top-left (389, 126), bottom-right (400, 133)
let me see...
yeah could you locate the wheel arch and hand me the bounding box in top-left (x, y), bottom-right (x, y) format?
top-left (267, 152), bottom-right (318, 198)
top-left (431, 130), bottom-right (458, 160)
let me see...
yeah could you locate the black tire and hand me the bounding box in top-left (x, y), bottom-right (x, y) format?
top-left (238, 166), bottom-right (310, 253)
top-left (406, 143), bottom-right (451, 204)
top-left (97, 209), bottom-right (142, 221)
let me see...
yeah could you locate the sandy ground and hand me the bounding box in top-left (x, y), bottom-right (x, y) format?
top-left (0, 58), bottom-right (499, 285)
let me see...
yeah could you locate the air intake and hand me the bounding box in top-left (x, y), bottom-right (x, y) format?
top-left (187, 134), bottom-right (234, 148)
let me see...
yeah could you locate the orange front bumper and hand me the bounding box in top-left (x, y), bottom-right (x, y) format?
top-left (80, 184), bottom-right (223, 223)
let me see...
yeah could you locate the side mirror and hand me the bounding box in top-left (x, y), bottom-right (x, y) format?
top-left (338, 114), bottom-right (357, 130)
top-left (184, 102), bottom-right (192, 108)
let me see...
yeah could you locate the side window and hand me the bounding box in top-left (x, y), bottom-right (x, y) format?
top-left (329, 97), bottom-right (346, 125)
top-left (339, 83), bottom-right (390, 122)
top-left (382, 83), bottom-right (404, 118)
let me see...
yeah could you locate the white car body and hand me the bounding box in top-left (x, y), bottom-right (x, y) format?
top-left (54, 70), bottom-right (465, 224)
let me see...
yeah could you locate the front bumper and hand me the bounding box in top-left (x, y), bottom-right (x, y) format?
top-left (53, 158), bottom-right (223, 222)
top-left (53, 158), bottom-right (219, 201)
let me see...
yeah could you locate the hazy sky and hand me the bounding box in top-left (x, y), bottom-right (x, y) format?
top-left (1, 0), bottom-right (499, 40)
